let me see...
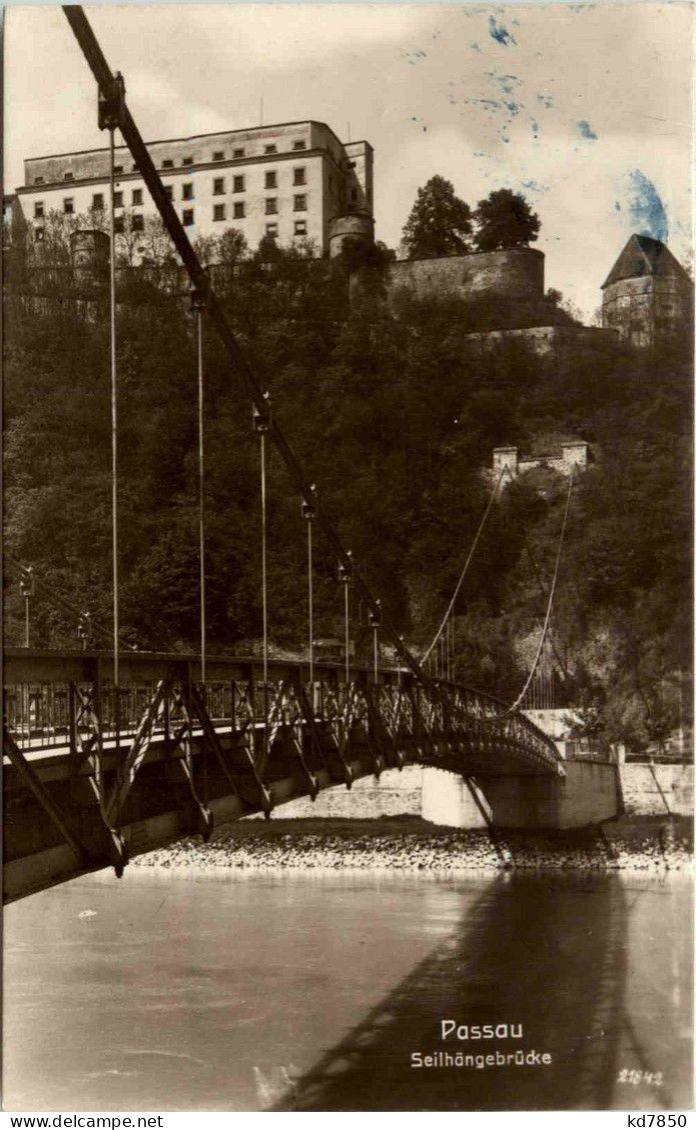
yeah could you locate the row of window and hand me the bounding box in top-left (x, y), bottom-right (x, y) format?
top-left (211, 204), bottom-right (308, 227)
top-left (159, 138), bottom-right (307, 168)
top-left (31, 139), bottom-right (309, 185)
top-left (41, 191), bottom-right (309, 219)
top-left (33, 215), bottom-right (308, 240)
top-left (36, 169), bottom-right (310, 218)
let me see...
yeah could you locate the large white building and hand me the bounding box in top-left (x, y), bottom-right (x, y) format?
top-left (13, 120), bottom-right (374, 258)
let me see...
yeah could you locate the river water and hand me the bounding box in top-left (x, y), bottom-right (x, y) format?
top-left (3, 867), bottom-right (692, 1112)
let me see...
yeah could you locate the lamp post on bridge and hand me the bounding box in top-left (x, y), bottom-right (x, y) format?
top-left (19, 566), bottom-right (33, 648)
top-left (301, 487), bottom-right (317, 690)
top-left (369, 600), bottom-right (382, 684)
top-left (78, 611), bottom-right (92, 652)
top-left (338, 552), bottom-right (353, 686)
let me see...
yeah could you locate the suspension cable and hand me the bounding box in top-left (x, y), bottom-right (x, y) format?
top-left (193, 295), bottom-right (206, 687)
top-left (260, 432), bottom-right (267, 687)
top-left (253, 398), bottom-right (270, 741)
top-left (422, 466), bottom-right (506, 665)
top-left (108, 128), bottom-right (119, 691)
top-left (503, 468), bottom-right (575, 715)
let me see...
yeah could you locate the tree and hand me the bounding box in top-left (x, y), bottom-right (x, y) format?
top-left (401, 176), bottom-right (473, 259)
top-left (473, 189), bottom-right (540, 252)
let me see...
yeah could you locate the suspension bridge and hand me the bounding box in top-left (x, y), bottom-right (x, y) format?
top-left (3, 7), bottom-right (620, 903)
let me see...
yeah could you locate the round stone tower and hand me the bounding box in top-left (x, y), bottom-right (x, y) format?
top-left (70, 229), bottom-right (110, 281)
top-left (328, 211), bottom-right (374, 259)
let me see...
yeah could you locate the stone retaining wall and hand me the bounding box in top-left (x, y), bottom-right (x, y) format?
top-left (618, 763), bottom-right (693, 816)
top-left (267, 762), bottom-right (694, 825)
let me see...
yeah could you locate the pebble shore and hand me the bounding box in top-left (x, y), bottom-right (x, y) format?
top-left (132, 816), bottom-right (693, 875)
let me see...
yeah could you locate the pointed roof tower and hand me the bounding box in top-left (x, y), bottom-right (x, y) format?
top-left (602, 233), bottom-right (691, 290)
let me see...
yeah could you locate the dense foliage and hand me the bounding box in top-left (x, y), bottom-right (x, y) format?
top-left (473, 188), bottom-right (541, 252)
top-left (3, 224), bottom-right (692, 753)
top-left (401, 176), bottom-right (473, 259)
top-left (401, 181), bottom-right (540, 259)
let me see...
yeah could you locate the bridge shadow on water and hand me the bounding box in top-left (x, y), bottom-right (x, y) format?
top-left (270, 874), bottom-right (664, 1112)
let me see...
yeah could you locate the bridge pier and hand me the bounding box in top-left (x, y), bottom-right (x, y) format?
top-left (422, 761), bottom-right (621, 829)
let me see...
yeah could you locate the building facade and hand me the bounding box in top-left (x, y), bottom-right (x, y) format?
top-left (601, 233), bottom-right (693, 348)
top-left (15, 120), bottom-right (373, 259)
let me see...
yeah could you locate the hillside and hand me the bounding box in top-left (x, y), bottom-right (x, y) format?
top-left (3, 244), bottom-right (692, 753)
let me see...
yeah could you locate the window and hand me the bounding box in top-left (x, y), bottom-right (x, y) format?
top-left (34, 176), bottom-right (44, 185)
top-left (292, 139), bottom-right (306, 150)
top-left (351, 188), bottom-right (357, 202)
top-left (213, 203), bottom-right (226, 222)
top-left (182, 183), bottom-right (194, 201)
top-left (132, 188), bottom-right (143, 206)
top-left (264, 144), bottom-right (277, 154)
top-left (182, 208), bottom-right (194, 226)
top-left (114, 191), bottom-right (123, 208)
top-left (34, 202), bottom-right (44, 219)
top-left (64, 171), bottom-right (74, 181)
top-left (114, 216), bottom-right (124, 233)
top-left (293, 194), bottom-right (307, 212)
top-left (162, 159), bottom-right (174, 169)
top-left (233, 147), bottom-right (245, 158)
top-left (294, 220), bottom-right (307, 236)
top-left (63, 197), bottom-right (74, 215)
top-left (233, 175), bottom-right (245, 193)
top-left (35, 227), bottom-right (45, 242)
top-left (265, 170), bottom-right (277, 189)
top-left (132, 214), bottom-right (144, 231)
top-left (266, 223), bottom-right (278, 237)
top-left (91, 193), bottom-right (104, 211)
top-left (213, 150), bottom-right (225, 161)
top-left (113, 164), bottom-right (123, 174)
top-left (233, 201), bottom-right (245, 219)
top-left (293, 167), bottom-right (306, 186)
top-left (265, 198), bottom-right (278, 215)
top-left (213, 177), bottom-right (225, 195)
top-left (182, 156), bottom-right (194, 166)
top-left (164, 185), bottom-right (173, 200)
top-left (349, 161), bottom-right (356, 168)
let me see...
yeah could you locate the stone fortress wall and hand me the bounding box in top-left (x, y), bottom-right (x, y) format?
top-left (387, 246), bottom-right (545, 304)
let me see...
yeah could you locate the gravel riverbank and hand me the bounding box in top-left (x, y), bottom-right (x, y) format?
top-left (132, 815), bottom-right (693, 874)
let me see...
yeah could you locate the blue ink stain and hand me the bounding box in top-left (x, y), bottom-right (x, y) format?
top-left (530, 119), bottom-right (540, 138)
top-left (467, 97), bottom-right (503, 111)
top-left (486, 71), bottom-right (521, 94)
top-left (628, 169), bottom-right (668, 242)
top-left (537, 93), bottom-right (553, 109)
top-left (578, 119), bottom-right (598, 140)
top-left (501, 135), bottom-right (510, 144)
top-left (614, 201), bottom-right (621, 212)
top-left (470, 41), bottom-right (481, 52)
top-left (489, 15), bottom-right (517, 47)
top-left (521, 179), bottom-right (548, 194)
top-left (504, 100), bottom-right (521, 117)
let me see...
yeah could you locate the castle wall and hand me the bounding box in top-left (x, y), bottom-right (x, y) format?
top-left (388, 247), bottom-right (544, 304)
top-left (464, 324), bottom-right (611, 357)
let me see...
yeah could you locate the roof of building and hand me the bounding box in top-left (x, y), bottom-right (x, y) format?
top-left (601, 233), bottom-right (691, 289)
top-left (23, 120), bottom-right (352, 166)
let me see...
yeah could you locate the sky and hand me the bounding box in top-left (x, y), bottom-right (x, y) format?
top-left (4, 1), bottom-right (693, 319)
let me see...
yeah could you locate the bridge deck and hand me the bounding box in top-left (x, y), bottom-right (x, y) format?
top-left (3, 648), bottom-right (562, 902)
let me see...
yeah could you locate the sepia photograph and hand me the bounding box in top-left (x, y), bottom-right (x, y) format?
top-left (2, 0), bottom-right (693, 1115)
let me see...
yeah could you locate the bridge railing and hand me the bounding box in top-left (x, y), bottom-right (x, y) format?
top-left (3, 647), bottom-right (562, 772)
top-left (2, 648), bottom-right (406, 754)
